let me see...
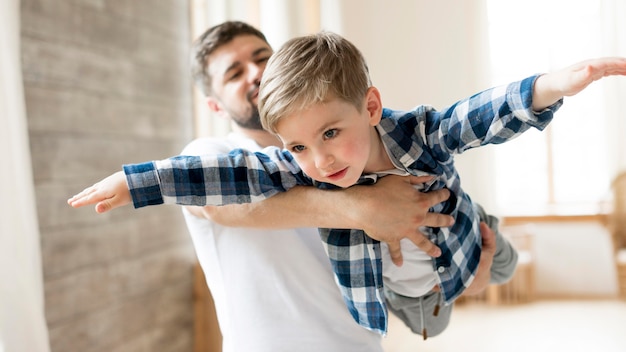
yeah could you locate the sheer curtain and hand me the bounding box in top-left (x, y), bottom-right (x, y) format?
top-left (0, 0), bottom-right (50, 350)
top-left (487, 0), bottom-right (626, 214)
top-left (600, 0), bottom-right (626, 173)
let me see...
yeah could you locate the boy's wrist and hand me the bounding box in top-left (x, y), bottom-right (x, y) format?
top-left (531, 73), bottom-right (563, 111)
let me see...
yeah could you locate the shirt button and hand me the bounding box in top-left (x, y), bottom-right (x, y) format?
top-left (437, 266), bottom-right (446, 273)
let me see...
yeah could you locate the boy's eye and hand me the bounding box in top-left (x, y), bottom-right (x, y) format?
top-left (291, 145), bottom-right (306, 153)
top-left (323, 129), bottom-right (338, 139)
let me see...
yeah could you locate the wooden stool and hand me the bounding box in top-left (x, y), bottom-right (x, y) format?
top-left (193, 262), bottom-right (222, 352)
top-left (485, 225), bottom-right (536, 305)
top-left (617, 250), bottom-right (626, 300)
top-left (456, 225), bottom-right (536, 306)
top-left (609, 172), bottom-right (626, 300)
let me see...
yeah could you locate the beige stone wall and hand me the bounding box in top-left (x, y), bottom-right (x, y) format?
top-left (21, 1), bottom-right (196, 351)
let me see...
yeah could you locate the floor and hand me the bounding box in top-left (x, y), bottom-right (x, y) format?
top-left (382, 299), bottom-right (626, 352)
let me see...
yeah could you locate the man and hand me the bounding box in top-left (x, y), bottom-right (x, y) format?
top-left (187, 21), bottom-right (497, 351)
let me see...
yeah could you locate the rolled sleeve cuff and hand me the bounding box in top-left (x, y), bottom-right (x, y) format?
top-left (507, 75), bottom-right (563, 131)
top-left (123, 161), bottom-right (164, 208)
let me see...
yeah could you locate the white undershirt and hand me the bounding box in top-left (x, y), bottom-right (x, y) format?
top-left (374, 158), bottom-right (438, 297)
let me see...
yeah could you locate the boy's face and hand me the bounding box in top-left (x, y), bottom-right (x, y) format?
top-left (275, 88), bottom-right (385, 188)
top-left (205, 35), bottom-right (272, 129)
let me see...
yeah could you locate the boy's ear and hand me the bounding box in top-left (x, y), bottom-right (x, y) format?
top-left (365, 86), bottom-right (383, 126)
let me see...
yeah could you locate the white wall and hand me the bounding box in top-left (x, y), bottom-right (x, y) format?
top-left (322, 0), bottom-right (491, 109)
top-left (529, 222), bottom-right (618, 297)
top-left (321, 0), bottom-right (499, 210)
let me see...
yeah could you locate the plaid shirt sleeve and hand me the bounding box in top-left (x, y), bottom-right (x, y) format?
top-left (123, 146), bottom-right (312, 208)
top-left (427, 75), bottom-right (562, 155)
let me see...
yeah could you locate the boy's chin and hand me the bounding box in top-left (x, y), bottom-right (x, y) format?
top-left (331, 178), bottom-right (360, 189)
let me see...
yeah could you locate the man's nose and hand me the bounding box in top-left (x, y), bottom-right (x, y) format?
top-left (247, 63), bottom-right (263, 84)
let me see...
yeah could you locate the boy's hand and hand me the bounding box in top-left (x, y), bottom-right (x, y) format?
top-left (533, 57), bottom-right (626, 111)
top-left (67, 171), bottom-right (131, 213)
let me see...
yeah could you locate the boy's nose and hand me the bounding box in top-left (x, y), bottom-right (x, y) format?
top-left (315, 152), bottom-right (334, 170)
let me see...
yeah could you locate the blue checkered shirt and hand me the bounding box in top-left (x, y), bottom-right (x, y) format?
top-left (124, 75), bottom-right (561, 334)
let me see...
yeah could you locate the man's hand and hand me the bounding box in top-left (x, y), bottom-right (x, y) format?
top-left (349, 175), bottom-right (454, 265)
top-left (462, 222), bottom-right (496, 296)
top-left (67, 171), bottom-right (132, 213)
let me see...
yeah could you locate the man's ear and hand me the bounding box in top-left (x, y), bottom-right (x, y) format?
top-left (365, 86), bottom-right (383, 126)
top-left (206, 97), bottom-right (227, 118)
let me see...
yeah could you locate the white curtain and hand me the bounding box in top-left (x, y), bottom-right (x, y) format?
top-left (484, 0), bottom-right (626, 212)
top-left (0, 0), bottom-right (50, 351)
top-left (600, 0), bottom-right (626, 174)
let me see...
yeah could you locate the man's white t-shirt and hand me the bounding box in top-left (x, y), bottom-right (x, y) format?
top-left (181, 134), bottom-right (383, 352)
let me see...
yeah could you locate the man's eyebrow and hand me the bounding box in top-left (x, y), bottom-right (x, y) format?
top-left (252, 47), bottom-right (271, 58)
top-left (223, 61), bottom-right (241, 77)
top-left (223, 47), bottom-right (271, 77)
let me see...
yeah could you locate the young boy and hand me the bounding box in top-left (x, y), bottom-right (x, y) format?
top-left (68, 32), bottom-right (626, 336)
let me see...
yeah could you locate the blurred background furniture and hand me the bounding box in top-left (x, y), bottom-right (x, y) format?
top-left (610, 172), bottom-right (626, 300)
top-left (194, 263), bottom-right (222, 352)
top-left (486, 225), bottom-right (536, 304)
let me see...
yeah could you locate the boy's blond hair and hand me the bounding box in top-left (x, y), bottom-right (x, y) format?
top-left (259, 31), bottom-right (372, 133)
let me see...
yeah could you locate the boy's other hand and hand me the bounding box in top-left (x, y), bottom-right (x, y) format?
top-left (461, 222), bottom-right (496, 296)
top-left (67, 171), bottom-right (131, 213)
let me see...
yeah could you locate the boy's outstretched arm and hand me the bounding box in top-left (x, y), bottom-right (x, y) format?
top-left (67, 171), bottom-right (131, 213)
top-left (532, 57), bottom-right (626, 111)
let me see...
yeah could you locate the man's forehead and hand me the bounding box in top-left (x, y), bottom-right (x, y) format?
top-left (207, 35), bottom-right (271, 77)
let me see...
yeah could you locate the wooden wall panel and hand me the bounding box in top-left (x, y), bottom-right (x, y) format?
top-left (21, 0), bottom-right (197, 351)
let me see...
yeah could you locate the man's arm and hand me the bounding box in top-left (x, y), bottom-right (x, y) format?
top-left (187, 175), bottom-right (453, 261)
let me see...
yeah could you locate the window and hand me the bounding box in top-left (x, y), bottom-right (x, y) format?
top-left (487, 0), bottom-right (612, 215)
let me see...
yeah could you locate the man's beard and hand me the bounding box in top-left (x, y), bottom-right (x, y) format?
top-left (231, 106), bottom-right (264, 130)
top-left (230, 85), bottom-right (264, 130)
